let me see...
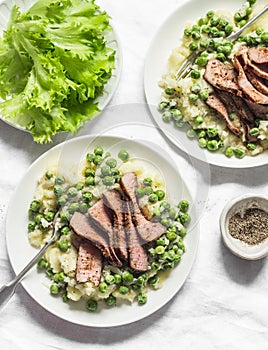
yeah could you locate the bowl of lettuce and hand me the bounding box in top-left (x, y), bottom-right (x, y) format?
top-left (0, 0), bottom-right (121, 143)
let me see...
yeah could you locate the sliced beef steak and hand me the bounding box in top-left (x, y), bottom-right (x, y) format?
top-left (246, 100), bottom-right (268, 119)
top-left (205, 93), bottom-right (241, 135)
top-left (120, 172), bottom-right (166, 243)
top-left (102, 189), bottom-right (128, 262)
top-left (204, 58), bottom-right (241, 95)
top-left (233, 56), bottom-right (268, 104)
top-left (124, 201), bottom-right (148, 272)
top-left (76, 240), bottom-right (102, 286)
top-left (248, 47), bottom-right (268, 65)
top-left (245, 70), bottom-right (268, 95)
top-left (236, 46), bottom-right (268, 80)
top-left (70, 211), bottom-right (121, 266)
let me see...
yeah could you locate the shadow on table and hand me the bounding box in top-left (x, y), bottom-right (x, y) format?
top-left (220, 239), bottom-right (267, 285)
top-left (17, 283), bottom-right (180, 344)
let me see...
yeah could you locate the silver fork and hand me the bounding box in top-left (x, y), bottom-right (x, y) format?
top-left (0, 210), bottom-right (61, 311)
top-left (176, 4), bottom-right (268, 80)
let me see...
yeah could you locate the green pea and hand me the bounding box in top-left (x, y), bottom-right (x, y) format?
top-left (199, 138), bottom-right (207, 148)
top-left (206, 10), bottom-right (214, 18)
top-left (105, 275), bottom-right (115, 285)
top-left (260, 32), bottom-right (268, 42)
top-left (216, 53), bottom-right (226, 62)
top-left (179, 226), bottom-right (187, 238)
top-left (105, 295), bottom-right (116, 306)
top-left (151, 262), bottom-right (160, 270)
top-left (82, 191), bottom-right (93, 202)
top-left (201, 25), bottom-right (210, 34)
top-left (249, 127), bottom-right (260, 136)
top-left (246, 7), bottom-right (253, 16)
top-left (144, 186), bottom-right (153, 195)
top-left (166, 230), bottom-right (177, 241)
top-left (85, 168), bottom-right (95, 177)
top-left (148, 275), bottom-right (159, 286)
top-left (238, 19), bottom-right (247, 28)
top-left (225, 147), bottom-right (234, 158)
top-left (93, 155), bottom-right (103, 165)
top-left (179, 200), bottom-right (190, 213)
top-left (234, 147), bottom-right (246, 159)
top-left (155, 245), bottom-right (165, 255)
top-left (87, 299), bottom-right (98, 311)
top-left (157, 236), bottom-right (166, 246)
top-left (76, 182), bottom-right (84, 191)
top-left (248, 0), bottom-right (256, 4)
top-left (61, 226), bottom-right (71, 235)
top-left (162, 110), bottom-right (172, 122)
top-left (207, 140), bottom-right (219, 151)
top-left (225, 24), bottom-right (233, 36)
top-left (58, 194), bottom-right (68, 206)
top-left (122, 271), bottom-right (134, 284)
top-left (119, 285), bottom-right (129, 295)
top-left (101, 165), bottom-right (112, 176)
top-left (160, 201), bottom-right (171, 212)
top-left (198, 17), bottom-right (208, 26)
top-left (53, 185), bottom-right (63, 197)
top-left (55, 176), bottom-right (65, 185)
top-left (165, 87), bottom-right (175, 95)
top-left (190, 70), bottom-right (201, 79)
top-left (189, 93), bottom-right (199, 102)
top-left (194, 115), bottom-right (203, 125)
top-left (247, 143), bottom-right (257, 151)
top-left (168, 208), bottom-right (177, 220)
top-left (94, 147), bottom-right (104, 156)
top-left (143, 177), bottom-right (153, 186)
top-left (50, 284), bottom-right (59, 295)
top-left (99, 282), bottom-right (108, 293)
top-left (45, 171), bottom-right (53, 180)
top-left (136, 188), bottom-right (145, 198)
top-left (106, 158), bottom-right (117, 168)
top-left (62, 292), bottom-right (69, 303)
top-left (29, 200), bottom-right (41, 213)
top-left (37, 258), bottom-right (48, 269)
top-left (155, 189), bottom-right (165, 200)
top-left (58, 240), bottom-right (69, 252)
top-left (44, 211), bottom-right (55, 222)
top-left (192, 31), bottom-right (201, 40)
top-left (35, 214), bottom-right (43, 224)
top-left (187, 129), bottom-right (196, 138)
top-left (79, 202), bottom-right (89, 213)
top-left (184, 28), bottom-right (192, 36)
top-left (149, 194), bottom-right (158, 203)
top-left (138, 292), bottom-right (147, 305)
top-left (114, 274), bottom-right (122, 284)
top-left (191, 84), bottom-right (201, 94)
top-left (118, 149), bottom-right (130, 162)
top-left (234, 12), bottom-right (242, 22)
top-left (86, 153), bottom-right (94, 163)
top-left (170, 109), bottom-right (182, 121)
top-left (28, 221), bottom-right (36, 231)
top-left (102, 176), bottom-right (115, 186)
top-left (207, 128), bottom-right (218, 138)
top-left (199, 90), bottom-right (209, 100)
top-left (210, 27), bottom-right (220, 38)
top-left (85, 176), bottom-right (95, 186)
top-left (189, 42), bottom-right (198, 51)
top-left (210, 16), bottom-right (220, 26)
top-left (68, 203), bottom-right (79, 213)
top-left (199, 40), bottom-right (208, 49)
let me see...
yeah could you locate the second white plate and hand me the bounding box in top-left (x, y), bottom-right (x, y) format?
top-left (144, 0), bottom-right (268, 168)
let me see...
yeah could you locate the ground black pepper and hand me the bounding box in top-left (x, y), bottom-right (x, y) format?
top-left (228, 207), bottom-right (268, 245)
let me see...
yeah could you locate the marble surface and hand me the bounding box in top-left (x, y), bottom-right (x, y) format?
top-left (1, 0), bottom-right (268, 349)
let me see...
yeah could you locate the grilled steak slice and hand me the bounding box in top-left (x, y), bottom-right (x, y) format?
top-left (205, 93), bottom-right (241, 135)
top-left (70, 211), bottom-right (121, 266)
top-left (102, 190), bottom-right (128, 262)
top-left (248, 47), bottom-right (268, 65)
top-left (88, 200), bottom-right (122, 266)
top-left (76, 240), bottom-right (102, 286)
top-left (124, 201), bottom-right (148, 272)
top-left (236, 46), bottom-right (268, 80)
top-left (204, 58), bottom-right (241, 95)
top-left (120, 172), bottom-right (166, 243)
top-left (245, 70), bottom-right (268, 95)
top-left (233, 56), bottom-right (268, 104)
top-left (246, 100), bottom-right (268, 119)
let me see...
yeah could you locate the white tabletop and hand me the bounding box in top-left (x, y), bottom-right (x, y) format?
top-left (1, 0), bottom-right (268, 349)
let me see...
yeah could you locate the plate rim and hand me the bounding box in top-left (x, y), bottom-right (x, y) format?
top-left (5, 133), bottom-right (200, 327)
top-left (144, 0), bottom-right (268, 169)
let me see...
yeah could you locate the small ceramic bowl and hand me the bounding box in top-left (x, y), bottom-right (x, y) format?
top-left (220, 194), bottom-right (268, 260)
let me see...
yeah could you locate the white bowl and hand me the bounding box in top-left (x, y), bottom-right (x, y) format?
top-left (220, 194), bottom-right (268, 260)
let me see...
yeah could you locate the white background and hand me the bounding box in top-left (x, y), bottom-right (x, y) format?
top-left (0, 0), bottom-right (268, 349)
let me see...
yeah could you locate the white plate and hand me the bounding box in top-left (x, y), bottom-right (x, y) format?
top-left (144, 0), bottom-right (268, 168)
top-left (0, 0), bottom-right (122, 134)
top-left (6, 135), bottom-right (199, 327)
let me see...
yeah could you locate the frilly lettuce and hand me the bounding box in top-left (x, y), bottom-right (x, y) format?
top-left (0, 0), bottom-right (115, 143)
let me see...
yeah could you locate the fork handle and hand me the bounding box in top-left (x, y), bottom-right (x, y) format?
top-left (0, 239), bottom-right (54, 311)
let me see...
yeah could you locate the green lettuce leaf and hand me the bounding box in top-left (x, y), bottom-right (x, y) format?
top-left (0, 0), bottom-right (115, 143)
